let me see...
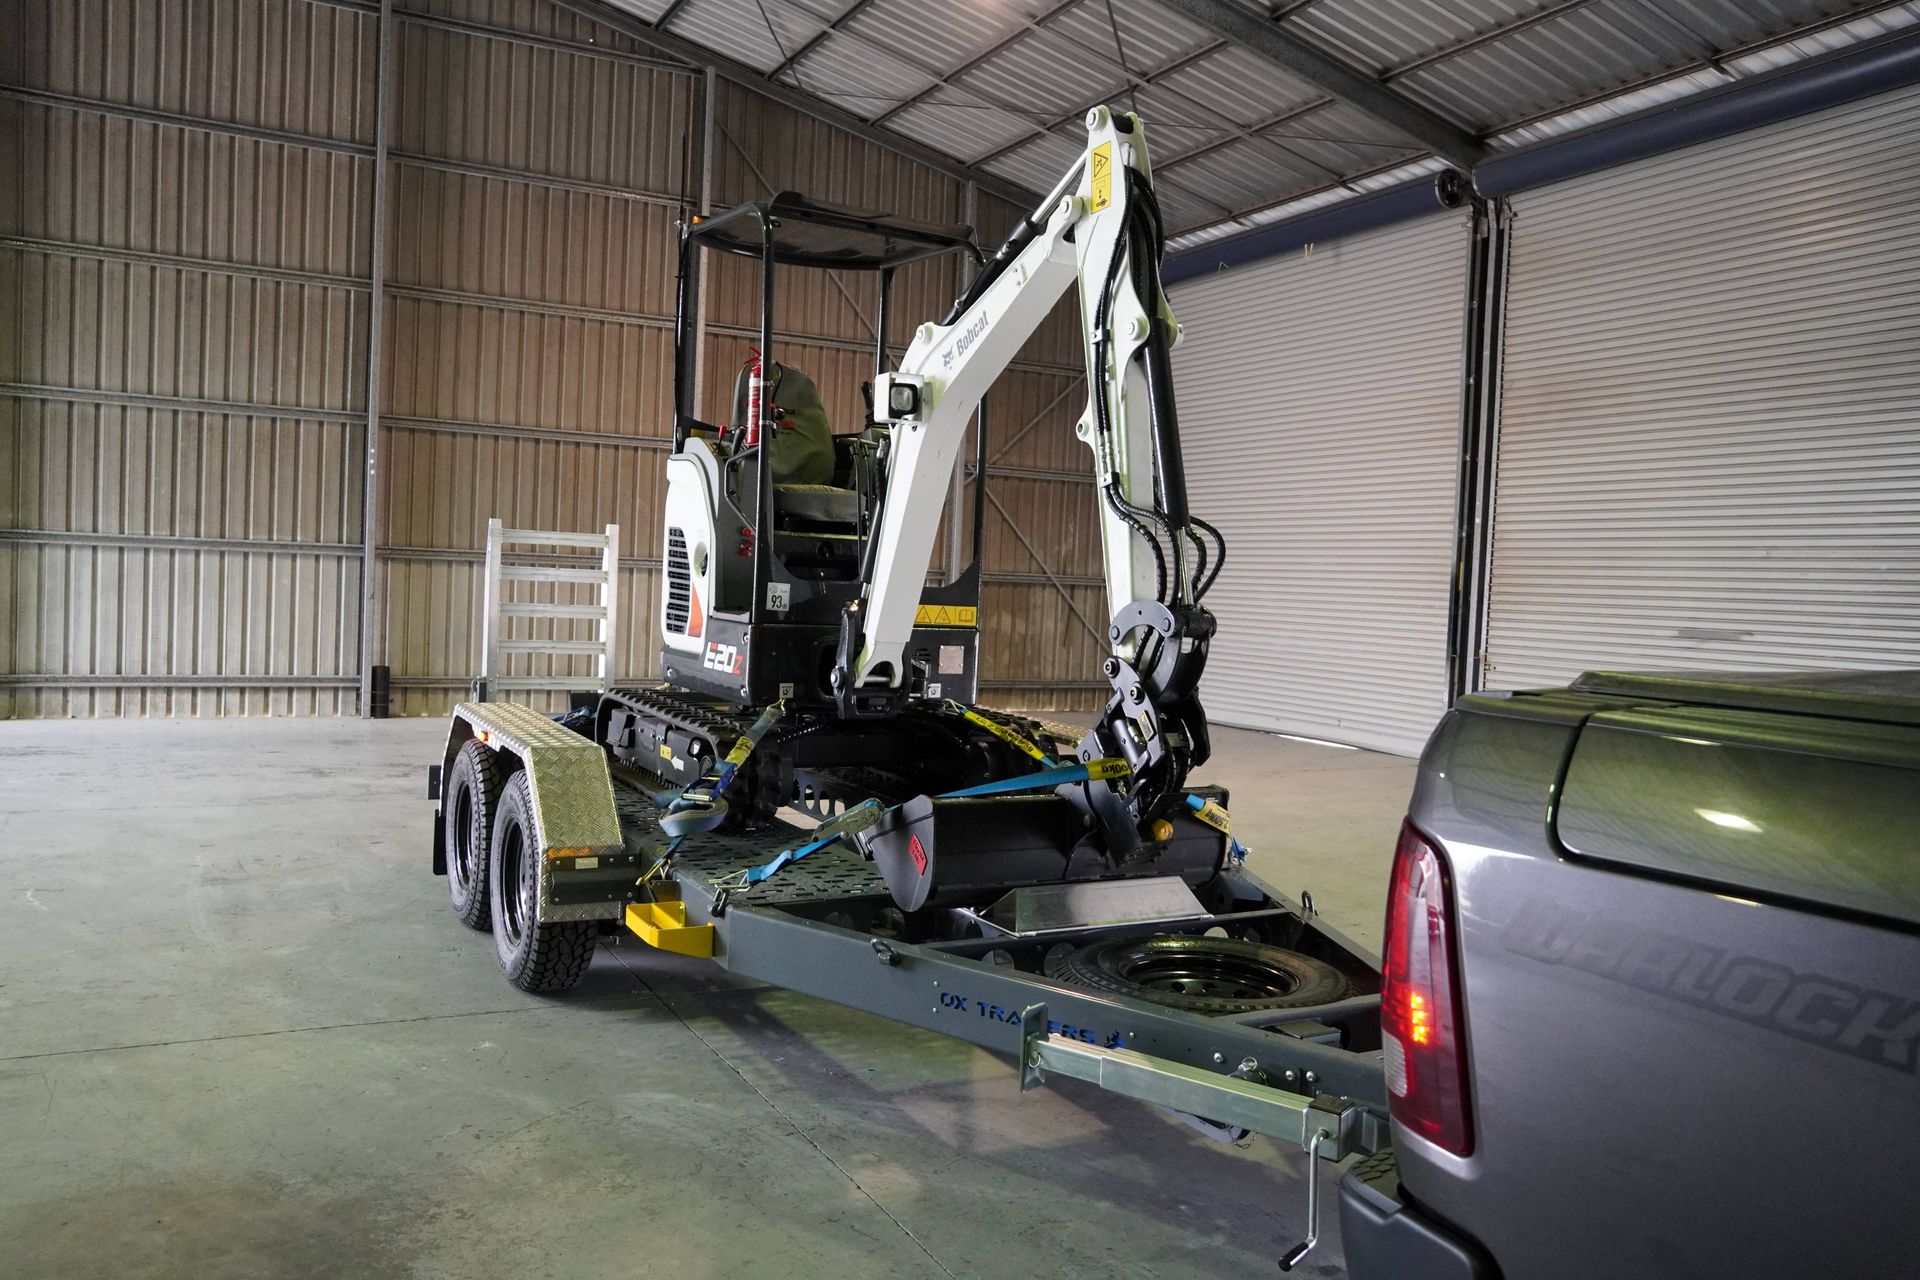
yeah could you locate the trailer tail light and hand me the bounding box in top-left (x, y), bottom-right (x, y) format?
top-left (1381, 820), bottom-right (1473, 1156)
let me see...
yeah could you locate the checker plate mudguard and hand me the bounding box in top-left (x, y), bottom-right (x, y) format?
top-left (443, 701), bottom-right (622, 854)
top-left (442, 701), bottom-right (627, 921)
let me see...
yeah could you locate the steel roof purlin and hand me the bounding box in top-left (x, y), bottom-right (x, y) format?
top-left (584, 0), bottom-right (1919, 244)
top-left (863, 0), bottom-right (1093, 130)
top-left (569, 0), bottom-right (1041, 204)
top-left (1154, 0), bottom-right (1488, 168)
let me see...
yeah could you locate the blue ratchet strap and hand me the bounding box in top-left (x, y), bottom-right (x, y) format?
top-left (741, 837), bottom-right (831, 885)
top-left (657, 700), bottom-right (787, 843)
top-left (737, 759), bottom-right (1133, 889)
top-left (659, 795), bottom-right (726, 841)
top-left (940, 756), bottom-right (1131, 798)
top-left (1185, 792), bottom-right (1247, 861)
top-left (712, 700), bottom-right (787, 793)
top-left (739, 798), bottom-right (886, 885)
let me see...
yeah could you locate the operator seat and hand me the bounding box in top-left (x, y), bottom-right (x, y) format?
top-left (729, 361), bottom-right (862, 527)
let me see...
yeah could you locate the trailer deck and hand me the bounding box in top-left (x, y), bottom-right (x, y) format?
top-left (434, 698), bottom-right (1393, 1268)
top-left (629, 763), bottom-right (1389, 1157)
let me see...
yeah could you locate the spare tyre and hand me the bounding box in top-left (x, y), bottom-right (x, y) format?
top-left (1043, 933), bottom-right (1349, 1015)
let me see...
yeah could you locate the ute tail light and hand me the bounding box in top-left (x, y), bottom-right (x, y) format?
top-left (1381, 820), bottom-right (1474, 1156)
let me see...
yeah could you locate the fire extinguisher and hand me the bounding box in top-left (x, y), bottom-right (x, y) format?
top-left (741, 348), bottom-right (769, 448)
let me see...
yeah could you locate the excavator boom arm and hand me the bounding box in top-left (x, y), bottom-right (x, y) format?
top-left (848, 107), bottom-right (1196, 697)
top-left (839, 108), bottom-right (1219, 846)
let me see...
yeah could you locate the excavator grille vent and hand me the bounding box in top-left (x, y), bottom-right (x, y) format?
top-left (665, 527), bottom-right (692, 633)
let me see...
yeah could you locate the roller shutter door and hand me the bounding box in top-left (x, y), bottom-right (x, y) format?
top-left (1485, 83), bottom-right (1920, 689)
top-left (1172, 212), bottom-right (1473, 756)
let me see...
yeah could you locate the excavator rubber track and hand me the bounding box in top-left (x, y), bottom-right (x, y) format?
top-left (596, 685), bottom-right (799, 828)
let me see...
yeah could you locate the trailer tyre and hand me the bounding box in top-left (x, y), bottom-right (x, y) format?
top-left (444, 739), bottom-right (502, 931)
top-left (488, 771), bottom-right (596, 993)
top-left (1043, 934), bottom-right (1348, 1015)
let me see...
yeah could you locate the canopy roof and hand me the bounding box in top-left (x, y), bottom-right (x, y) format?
top-left (690, 191), bottom-right (979, 269)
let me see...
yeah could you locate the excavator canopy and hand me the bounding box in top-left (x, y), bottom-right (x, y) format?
top-left (689, 191), bottom-right (978, 270)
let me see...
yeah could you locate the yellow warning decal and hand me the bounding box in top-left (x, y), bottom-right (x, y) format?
top-left (1084, 756), bottom-right (1132, 781)
top-left (658, 742), bottom-right (674, 760)
top-left (958, 706), bottom-right (1051, 764)
top-left (915, 603), bottom-right (978, 627)
top-left (1090, 142), bottom-right (1113, 212)
top-left (1188, 796), bottom-right (1233, 836)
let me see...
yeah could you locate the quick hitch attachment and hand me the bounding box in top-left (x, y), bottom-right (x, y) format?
top-left (1078, 599), bottom-right (1214, 856)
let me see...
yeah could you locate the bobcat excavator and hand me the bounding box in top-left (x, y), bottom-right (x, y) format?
top-left (441, 103), bottom-right (1248, 930)
top-left (602, 103), bottom-right (1227, 903)
top-left (431, 112), bottom-right (1385, 1269)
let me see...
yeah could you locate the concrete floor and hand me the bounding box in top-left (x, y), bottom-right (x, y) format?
top-left (0, 715), bottom-right (1414, 1280)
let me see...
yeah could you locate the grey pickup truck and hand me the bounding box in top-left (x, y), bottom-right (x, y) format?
top-left (1338, 670), bottom-right (1920, 1280)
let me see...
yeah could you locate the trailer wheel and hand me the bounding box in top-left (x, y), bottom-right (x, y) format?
top-left (1043, 934), bottom-right (1348, 1015)
top-left (487, 771), bottom-right (596, 993)
top-left (444, 739), bottom-right (502, 931)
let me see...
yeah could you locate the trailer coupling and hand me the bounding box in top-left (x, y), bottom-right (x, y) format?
top-left (1017, 1002), bottom-right (1370, 1271)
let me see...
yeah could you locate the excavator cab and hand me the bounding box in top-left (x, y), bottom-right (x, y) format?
top-left (722, 358), bottom-right (861, 554)
top-left (659, 193), bottom-right (987, 711)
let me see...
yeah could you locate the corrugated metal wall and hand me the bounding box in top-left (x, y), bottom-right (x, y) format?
top-left (377, 0), bottom-right (696, 716)
top-left (2, 0), bottom-right (1102, 716)
top-left (1171, 214), bottom-right (1474, 756)
top-left (1484, 82), bottom-right (1920, 689)
top-left (3, 0), bottom-right (378, 715)
top-left (965, 194), bottom-right (1102, 713)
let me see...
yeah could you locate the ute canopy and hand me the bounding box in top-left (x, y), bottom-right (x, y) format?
top-left (1572, 668), bottom-right (1920, 727)
top-left (689, 191), bottom-right (977, 270)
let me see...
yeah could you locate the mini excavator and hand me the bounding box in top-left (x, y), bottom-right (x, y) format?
top-left (591, 106), bottom-right (1229, 911)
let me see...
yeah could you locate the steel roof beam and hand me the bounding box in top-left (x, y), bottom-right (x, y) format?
top-left (997, 0), bottom-right (1612, 182)
top-left (1382, 0), bottom-right (1607, 82)
top-left (1476, 21), bottom-right (1920, 195)
top-left (812, 12), bottom-right (1239, 216)
top-left (766, 0), bottom-right (879, 83)
top-left (562, 0), bottom-right (1037, 206)
top-left (771, 0), bottom-right (1233, 217)
top-left (1491, 0), bottom-right (1911, 137)
top-left (968, 40), bottom-right (1228, 167)
top-left (1148, 1), bottom-right (1629, 194)
top-left (1167, 0), bottom-right (1916, 243)
top-left (1154, 0), bottom-right (1486, 169)
top-left (1153, 97), bottom-right (1334, 177)
top-left (867, 0), bottom-right (1090, 128)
